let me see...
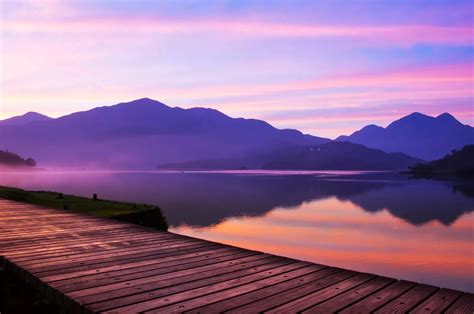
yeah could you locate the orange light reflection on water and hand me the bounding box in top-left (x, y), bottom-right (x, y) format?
top-left (171, 197), bottom-right (474, 291)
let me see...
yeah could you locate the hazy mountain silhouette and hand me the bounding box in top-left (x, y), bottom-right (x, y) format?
top-left (0, 112), bottom-right (52, 126)
top-left (337, 112), bottom-right (474, 160)
top-left (261, 141), bottom-right (422, 170)
top-left (0, 150), bottom-right (36, 168)
top-left (161, 141), bottom-right (422, 170)
top-left (0, 98), bottom-right (329, 168)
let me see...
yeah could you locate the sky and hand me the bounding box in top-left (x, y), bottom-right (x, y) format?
top-left (0, 0), bottom-right (473, 138)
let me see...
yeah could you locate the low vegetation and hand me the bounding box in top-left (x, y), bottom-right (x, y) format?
top-left (0, 186), bottom-right (168, 231)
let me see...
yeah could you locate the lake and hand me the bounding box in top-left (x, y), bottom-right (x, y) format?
top-left (0, 169), bottom-right (473, 292)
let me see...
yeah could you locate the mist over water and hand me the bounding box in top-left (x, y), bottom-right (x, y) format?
top-left (0, 170), bottom-right (472, 292)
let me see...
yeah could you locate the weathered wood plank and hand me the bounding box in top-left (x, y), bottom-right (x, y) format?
top-left (302, 276), bottom-right (395, 313)
top-left (226, 270), bottom-right (355, 313)
top-left (265, 273), bottom-right (375, 313)
top-left (445, 293), bottom-right (474, 313)
top-left (41, 246), bottom-right (231, 284)
top-left (409, 288), bottom-right (463, 313)
top-left (84, 256), bottom-right (285, 313)
top-left (340, 280), bottom-right (417, 313)
top-left (25, 240), bottom-right (206, 273)
top-left (33, 243), bottom-right (216, 278)
top-left (374, 284), bottom-right (438, 313)
top-left (58, 250), bottom-right (255, 294)
top-left (14, 236), bottom-right (191, 267)
top-left (185, 266), bottom-right (335, 313)
top-left (105, 262), bottom-right (310, 313)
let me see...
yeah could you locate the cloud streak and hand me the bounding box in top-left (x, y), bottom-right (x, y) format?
top-left (3, 17), bottom-right (473, 46)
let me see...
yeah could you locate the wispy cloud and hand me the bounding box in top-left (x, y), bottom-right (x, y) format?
top-left (3, 17), bottom-right (473, 47)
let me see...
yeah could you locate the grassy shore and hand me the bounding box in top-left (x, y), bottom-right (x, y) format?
top-left (0, 186), bottom-right (168, 231)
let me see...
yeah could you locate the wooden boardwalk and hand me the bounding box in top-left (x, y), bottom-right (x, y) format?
top-left (0, 199), bottom-right (473, 313)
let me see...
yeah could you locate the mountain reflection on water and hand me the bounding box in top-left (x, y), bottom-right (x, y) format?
top-left (0, 170), bottom-right (472, 291)
top-left (1, 170), bottom-right (472, 227)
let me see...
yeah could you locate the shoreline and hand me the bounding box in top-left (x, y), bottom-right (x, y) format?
top-left (0, 185), bottom-right (168, 231)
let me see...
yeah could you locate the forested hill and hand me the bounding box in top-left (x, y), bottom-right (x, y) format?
top-left (0, 150), bottom-right (36, 168)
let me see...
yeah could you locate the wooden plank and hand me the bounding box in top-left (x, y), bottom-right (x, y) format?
top-left (25, 240), bottom-right (205, 273)
top-left (3, 229), bottom-right (165, 254)
top-left (0, 218), bottom-right (125, 229)
top-left (265, 273), bottom-right (375, 313)
top-left (84, 256), bottom-right (290, 311)
top-left (374, 284), bottom-right (438, 313)
top-left (103, 261), bottom-right (310, 313)
top-left (45, 245), bottom-right (235, 301)
top-left (84, 255), bottom-right (285, 313)
top-left (40, 246), bottom-right (232, 284)
top-left (8, 234), bottom-right (176, 262)
top-left (67, 252), bottom-right (276, 302)
top-left (445, 293), bottom-right (474, 313)
top-left (226, 270), bottom-right (355, 313)
top-left (0, 225), bottom-right (138, 245)
top-left (146, 264), bottom-right (322, 313)
top-left (33, 243), bottom-right (216, 278)
top-left (409, 288), bottom-right (463, 313)
top-left (302, 276), bottom-right (395, 313)
top-left (186, 266), bottom-right (336, 313)
top-left (13, 236), bottom-right (190, 266)
top-left (340, 280), bottom-right (417, 313)
top-left (0, 226), bottom-right (149, 249)
top-left (3, 232), bottom-right (172, 257)
top-left (57, 249), bottom-right (255, 293)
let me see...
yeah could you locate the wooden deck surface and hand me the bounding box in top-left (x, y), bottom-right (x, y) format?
top-left (0, 198), bottom-right (473, 313)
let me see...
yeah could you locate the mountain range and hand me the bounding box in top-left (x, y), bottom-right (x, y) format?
top-left (161, 141), bottom-right (421, 170)
top-left (0, 98), bottom-right (471, 169)
top-left (0, 98), bottom-right (328, 168)
top-left (337, 112), bottom-right (474, 160)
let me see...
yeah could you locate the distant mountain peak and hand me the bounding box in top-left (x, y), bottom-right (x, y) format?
top-left (360, 124), bottom-right (383, 131)
top-left (436, 112), bottom-right (463, 125)
top-left (25, 111), bottom-right (46, 116)
top-left (120, 97), bottom-right (169, 107)
top-left (336, 111), bottom-right (473, 160)
top-left (18, 111), bottom-right (49, 118)
top-left (0, 111), bottom-right (52, 126)
top-left (437, 112), bottom-right (454, 119)
top-left (407, 112), bottom-right (427, 118)
top-left (387, 112), bottom-right (431, 127)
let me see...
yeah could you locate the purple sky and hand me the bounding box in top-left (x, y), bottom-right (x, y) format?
top-left (1, 0), bottom-right (473, 138)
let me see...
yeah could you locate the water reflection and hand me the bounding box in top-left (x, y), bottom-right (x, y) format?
top-left (0, 170), bottom-right (472, 291)
top-left (173, 197), bottom-right (474, 292)
top-left (1, 170), bottom-right (471, 227)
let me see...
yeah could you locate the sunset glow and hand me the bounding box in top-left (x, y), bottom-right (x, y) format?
top-left (1, 0), bottom-right (473, 138)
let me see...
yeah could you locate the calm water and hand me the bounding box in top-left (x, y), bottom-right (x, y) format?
top-left (0, 170), bottom-right (473, 292)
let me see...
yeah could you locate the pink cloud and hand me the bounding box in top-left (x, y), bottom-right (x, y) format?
top-left (2, 16), bottom-right (472, 46)
top-left (151, 62), bottom-right (474, 102)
